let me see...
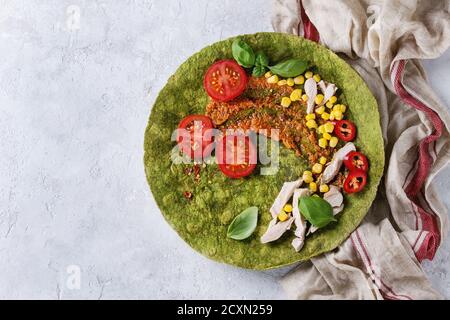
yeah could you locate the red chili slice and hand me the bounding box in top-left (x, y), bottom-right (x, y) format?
top-left (344, 151), bottom-right (369, 172)
top-left (334, 120), bottom-right (356, 142)
top-left (215, 134), bottom-right (257, 179)
top-left (343, 169), bottom-right (367, 194)
top-left (176, 114), bottom-right (214, 160)
top-left (203, 60), bottom-right (248, 102)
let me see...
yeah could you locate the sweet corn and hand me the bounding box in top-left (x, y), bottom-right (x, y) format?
top-left (306, 119), bottom-right (318, 129)
top-left (318, 138), bottom-right (328, 148)
top-left (278, 79), bottom-right (287, 86)
top-left (309, 182), bottom-right (317, 192)
top-left (329, 136), bottom-right (338, 148)
top-left (329, 113), bottom-right (335, 121)
top-left (281, 97), bottom-right (292, 108)
top-left (317, 125), bottom-right (325, 134)
top-left (294, 75), bottom-right (305, 85)
top-left (290, 89), bottom-right (302, 101)
top-left (320, 184), bottom-right (330, 193)
top-left (313, 74), bottom-right (321, 82)
top-left (305, 113), bottom-right (316, 120)
top-left (321, 112), bottom-right (330, 120)
top-left (324, 122), bottom-right (334, 133)
top-left (315, 106), bottom-right (325, 115)
top-left (329, 96), bottom-right (338, 104)
top-left (278, 211), bottom-right (289, 222)
top-left (303, 170), bottom-right (313, 183)
top-left (312, 163), bottom-right (323, 174)
top-left (333, 110), bottom-right (343, 120)
top-left (264, 71), bottom-right (272, 79)
top-left (305, 71), bottom-right (313, 79)
top-left (323, 132), bottom-right (332, 140)
top-left (286, 78), bottom-right (295, 86)
top-left (302, 94), bottom-right (309, 101)
top-left (319, 156), bottom-right (327, 165)
top-left (315, 94), bottom-right (324, 105)
top-left (333, 105), bottom-right (341, 113)
top-left (267, 75), bottom-right (279, 83)
top-left (283, 204), bottom-right (293, 213)
top-left (326, 101), bottom-right (334, 109)
top-left (340, 104), bottom-right (347, 112)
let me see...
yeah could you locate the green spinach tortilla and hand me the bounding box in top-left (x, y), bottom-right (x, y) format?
top-left (144, 32), bottom-right (384, 270)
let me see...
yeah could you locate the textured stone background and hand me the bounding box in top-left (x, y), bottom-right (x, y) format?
top-left (0, 0), bottom-right (449, 299)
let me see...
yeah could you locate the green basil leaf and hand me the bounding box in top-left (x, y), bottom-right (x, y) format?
top-left (298, 196), bottom-right (336, 228)
top-left (268, 58), bottom-right (308, 77)
top-left (227, 206), bottom-right (258, 240)
top-left (232, 39), bottom-right (255, 68)
top-left (255, 51), bottom-right (269, 67)
top-left (252, 64), bottom-right (267, 77)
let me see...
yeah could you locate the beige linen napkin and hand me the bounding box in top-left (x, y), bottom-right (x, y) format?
top-left (272, 0), bottom-right (450, 299)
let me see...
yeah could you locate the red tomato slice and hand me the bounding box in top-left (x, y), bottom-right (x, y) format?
top-left (176, 114), bottom-right (214, 160)
top-left (344, 151), bottom-right (369, 172)
top-left (334, 120), bottom-right (356, 142)
top-left (343, 169), bottom-right (367, 193)
top-left (203, 60), bottom-right (248, 102)
top-left (216, 134), bottom-right (257, 179)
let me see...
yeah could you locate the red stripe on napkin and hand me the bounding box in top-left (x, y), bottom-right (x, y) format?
top-left (300, 1), bottom-right (320, 42)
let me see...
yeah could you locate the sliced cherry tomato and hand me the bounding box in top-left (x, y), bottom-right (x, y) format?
top-left (344, 151), bottom-right (369, 172)
top-left (334, 120), bottom-right (356, 142)
top-left (343, 169), bottom-right (367, 194)
top-left (177, 114), bottom-right (214, 160)
top-left (203, 59), bottom-right (248, 102)
top-left (216, 134), bottom-right (257, 179)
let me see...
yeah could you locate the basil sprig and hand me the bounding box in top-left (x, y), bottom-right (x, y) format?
top-left (299, 196), bottom-right (336, 228)
top-left (252, 51), bottom-right (269, 77)
top-left (227, 206), bottom-right (258, 240)
top-left (232, 39), bottom-right (255, 68)
top-left (268, 59), bottom-right (308, 78)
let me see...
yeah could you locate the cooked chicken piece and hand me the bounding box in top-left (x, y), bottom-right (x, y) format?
top-left (318, 80), bottom-right (337, 106)
top-left (269, 178), bottom-right (303, 218)
top-left (291, 188), bottom-right (310, 252)
top-left (304, 78), bottom-right (317, 114)
top-left (321, 142), bottom-right (356, 183)
top-left (260, 216), bottom-right (295, 244)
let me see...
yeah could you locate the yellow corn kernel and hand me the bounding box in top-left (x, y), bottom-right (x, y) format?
top-left (313, 74), bottom-right (321, 82)
top-left (278, 211), bottom-right (289, 222)
top-left (306, 119), bottom-right (318, 129)
top-left (333, 110), bottom-right (343, 120)
top-left (329, 136), bottom-right (339, 148)
top-left (315, 106), bottom-right (325, 115)
top-left (283, 204), bottom-right (293, 213)
top-left (303, 170), bottom-right (313, 176)
top-left (319, 156), bottom-right (327, 165)
top-left (302, 94), bottom-right (309, 101)
top-left (305, 113), bottom-right (316, 120)
top-left (329, 96), bottom-right (338, 104)
top-left (294, 75), bottom-right (305, 85)
top-left (305, 71), bottom-right (313, 79)
top-left (326, 101), bottom-right (334, 109)
top-left (312, 163), bottom-right (323, 174)
top-left (315, 94), bottom-right (324, 105)
top-left (290, 89), bottom-right (302, 101)
top-left (324, 122), bottom-right (334, 133)
top-left (264, 71), bottom-right (272, 78)
top-left (329, 113), bottom-right (335, 121)
top-left (267, 75), bottom-right (279, 84)
top-left (317, 125), bottom-right (325, 134)
top-left (286, 78), bottom-right (295, 86)
top-left (333, 104), bottom-right (341, 113)
top-left (340, 104), bottom-right (347, 112)
top-left (321, 112), bottom-right (330, 120)
top-left (281, 97), bottom-right (292, 108)
top-left (323, 132), bottom-right (332, 140)
top-left (303, 172), bottom-right (313, 183)
top-left (278, 79), bottom-right (287, 86)
top-left (318, 138), bottom-right (328, 148)
top-left (309, 182), bottom-right (317, 192)
top-left (320, 184), bottom-right (330, 193)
